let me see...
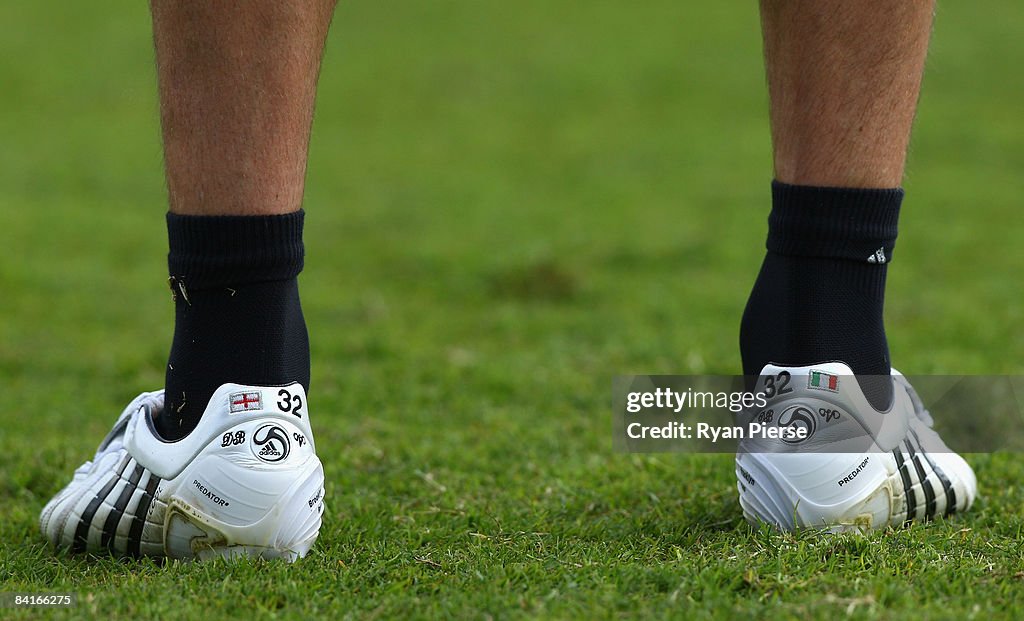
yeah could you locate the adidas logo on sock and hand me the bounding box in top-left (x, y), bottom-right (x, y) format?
top-left (867, 248), bottom-right (887, 264)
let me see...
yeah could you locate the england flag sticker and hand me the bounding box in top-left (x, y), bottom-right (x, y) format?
top-left (229, 391), bottom-right (263, 413)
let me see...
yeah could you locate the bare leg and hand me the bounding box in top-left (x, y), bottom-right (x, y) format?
top-left (151, 0), bottom-right (338, 216)
top-left (761, 0), bottom-right (935, 188)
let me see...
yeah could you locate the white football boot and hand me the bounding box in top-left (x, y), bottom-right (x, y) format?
top-left (40, 383), bottom-right (325, 560)
top-left (735, 362), bottom-right (976, 532)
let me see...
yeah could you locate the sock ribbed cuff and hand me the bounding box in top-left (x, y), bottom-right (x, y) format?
top-left (767, 181), bottom-right (903, 264)
top-left (167, 210), bottom-right (304, 291)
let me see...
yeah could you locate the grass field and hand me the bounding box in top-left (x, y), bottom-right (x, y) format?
top-left (2, 1), bottom-right (1024, 619)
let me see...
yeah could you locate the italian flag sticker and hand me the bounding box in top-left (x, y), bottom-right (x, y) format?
top-left (809, 370), bottom-right (839, 392)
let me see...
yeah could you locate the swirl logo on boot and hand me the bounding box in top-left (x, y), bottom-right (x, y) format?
top-left (777, 405), bottom-right (817, 444)
top-left (251, 424), bottom-right (291, 463)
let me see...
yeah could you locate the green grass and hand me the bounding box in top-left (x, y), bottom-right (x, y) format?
top-left (2, 1), bottom-right (1024, 619)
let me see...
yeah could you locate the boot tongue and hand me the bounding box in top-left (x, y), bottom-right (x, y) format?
top-left (96, 412), bottom-right (132, 455)
top-left (96, 392), bottom-right (165, 454)
top-left (893, 371), bottom-right (935, 428)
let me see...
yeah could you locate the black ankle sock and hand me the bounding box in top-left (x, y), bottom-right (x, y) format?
top-left (740, 181), bottom-right (902, 410)
top-left (158, 211), bottom-right (310, 441)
